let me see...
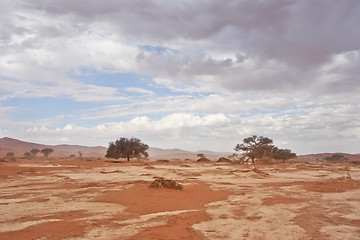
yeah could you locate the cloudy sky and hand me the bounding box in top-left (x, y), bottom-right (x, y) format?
top-left (1, 0), bottom-right (359, 154)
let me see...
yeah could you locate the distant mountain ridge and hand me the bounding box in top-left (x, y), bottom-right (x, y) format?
top-left (0, 137), bottom-right (231, 160)
top-left (0, 137), bottom-right (107, 157)
top-left (2, 137), bottom-right (359, 161)
top-left (147, 147), bottom-right (232, 160)
top-left (297, 153), bottom-right (360, 162)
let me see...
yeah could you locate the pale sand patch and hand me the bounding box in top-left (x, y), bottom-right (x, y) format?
top-left (56, 167), bottom-right (157, 183)
top-left (0, 197), bottom-right (126, 229)
top-left (320, 189), bottom-right (360, 220)
top-left (2, 160), bottom-right (360, 239)
top-left (271, 170), bottom-right (344, 181)
top-left (72, 220), bottom-right (167, 240)
top-left (0, 219), bottom-right (61, 232)
top-left (320, 225), bottom-right (360, 240)
top-left (18, 164), bottom-right (78, 168)
top-left (0, 198), bottom-right (29, 204)
top-left (193, 185), bottom-right (308, 240)
top-left (76, 210), bottom-right (199, 239)
top-left (115, 209), bottom-right (198, 225)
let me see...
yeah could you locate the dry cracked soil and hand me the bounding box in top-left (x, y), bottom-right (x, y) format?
top-left (1, 159), bottom-right (360, 240)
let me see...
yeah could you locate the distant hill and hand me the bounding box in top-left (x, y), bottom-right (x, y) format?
top-left (297, 153), bottom-right (360, 162)
top-left (0, 137), bottom-right (107, 157)
top-left (147, 147), bottom-right (232, 160)
top-left (0, 137), bottom-right (231, 160)
top-left (2, 137), bottom-right (359, 162)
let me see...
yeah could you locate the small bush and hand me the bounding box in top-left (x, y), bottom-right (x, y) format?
top-left (105, 160), bottom-right (124, 163)
top-left (217, 157), bottom-right (232, 163)
top-left (156, 159), bottom-right (170, 163)
top-left (197, 158), bottom-right (211, 162)
top-left (149, 177), bottom-right (183, 190)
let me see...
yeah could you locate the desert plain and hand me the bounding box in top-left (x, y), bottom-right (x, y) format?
top-left (1, 158), bottom-right (360, 240)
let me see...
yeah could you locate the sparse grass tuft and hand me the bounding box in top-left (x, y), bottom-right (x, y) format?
top-left (149, 177), bottom-right (183, 190)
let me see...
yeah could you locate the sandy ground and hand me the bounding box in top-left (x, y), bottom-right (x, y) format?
top-left (0, 159), bottom-right (360, 240)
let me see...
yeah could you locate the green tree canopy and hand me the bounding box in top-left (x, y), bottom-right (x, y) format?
top-left (234, 135), bottom-right (273, 164)
top-left (235, 135), bottom-right (296, 164)
top-left (6, 152), bottom-right (14, 158)
top-left (105, 137), bottom-right (149, 161)
top-left (24, 152), bottom-right (32, 159)
top-left (41, 148), bottom-right (54, 157)
top-left (271, 147), bottom-right (297, 163)
top-left (30, 148), bottom-right (40, 157)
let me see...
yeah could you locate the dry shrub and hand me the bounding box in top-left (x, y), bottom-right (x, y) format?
top-left (105, 160), bottom-right (124, 163)
top-left (197, 157), bottom-right (211, 162)
top-left (181, 164), bottom-right (191, 167)
top-left (149, 177), bottom-right (183, 190)
top-left (156, 159), bottom-right (170, 163)
top-left (217, 157), bottom-right (232, 163)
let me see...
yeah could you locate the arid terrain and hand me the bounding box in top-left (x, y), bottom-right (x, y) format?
top-left (1, 158), bottom-right (360, 240)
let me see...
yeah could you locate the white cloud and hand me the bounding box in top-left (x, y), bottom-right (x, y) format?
top-left (15, 113), bottom-right (234, 151)
top-left (124, 87), bottom-right (155, 95)
top-left (1, 0), bottom-right (360, 154)
top-left (2, 0), bottom-right (359, 97)
top-left (5, 103), bottom-right (359, 154)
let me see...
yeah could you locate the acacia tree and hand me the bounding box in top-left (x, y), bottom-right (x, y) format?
top-left (24, 152), bottom-right (32, 159)
top-left (6, 152), bottom-right (15, 158)
top-left (41, 148), bottom-right (54, 157)
top-left (235, 135), bottom-right (296, 164)
top-left (105, 137), bottom-right (149, 161)
top-left (30, 148), bottom-right (40, 157)
top-left (234, 135), bottom-right (273, 164)
top-left (271, 147), bottom-right (297, 163)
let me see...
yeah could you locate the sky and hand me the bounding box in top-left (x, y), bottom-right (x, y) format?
top-left (1, 0), bottom-right (360, 155)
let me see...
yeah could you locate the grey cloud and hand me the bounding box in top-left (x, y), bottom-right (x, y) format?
top-left (136, 51), bottom-right (311, 92)
top-left (21, 0), bottom-right (360, 64)
top-left (6, 0), bottom-right (358, 95)
top-left (318, 51), bottom-right (360, 94)
top-left (2, 0), bottom-right (360, 154)
top-left (263, 1), bottom-right (360, 67)
top-left (0, 1), bottom-right (29, 49)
